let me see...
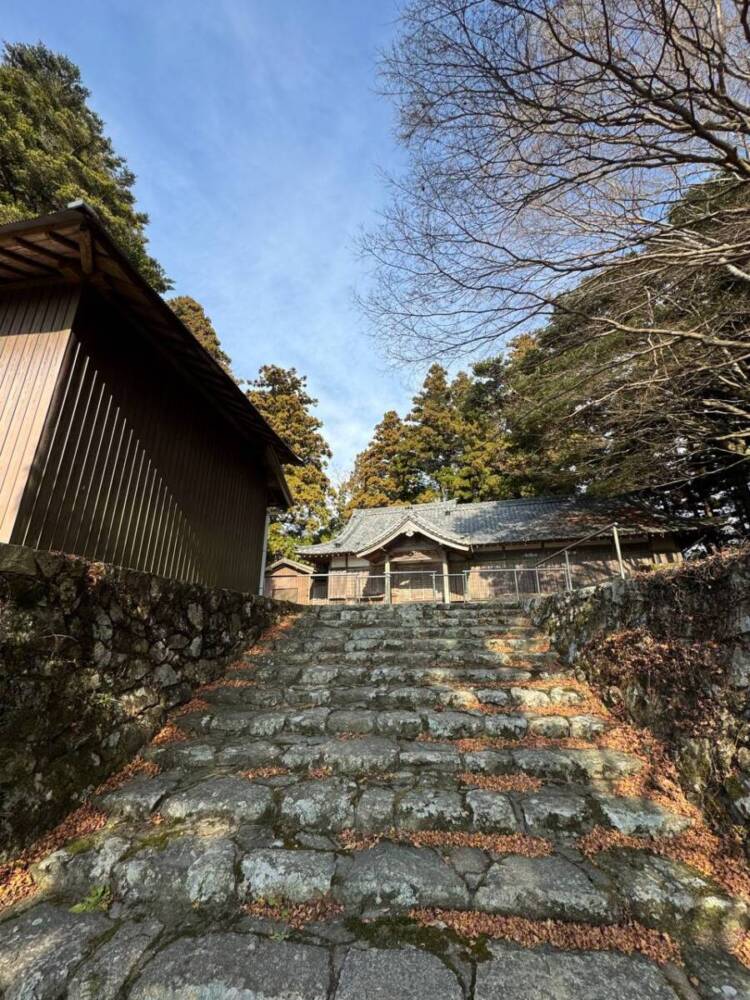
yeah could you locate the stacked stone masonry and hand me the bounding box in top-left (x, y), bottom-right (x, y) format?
top-left (1, 599), bottom-right (749, 997)
top-left (0, 542), bottom-right (291, 857)
top-left (526, 551), bottom-right (750, 848)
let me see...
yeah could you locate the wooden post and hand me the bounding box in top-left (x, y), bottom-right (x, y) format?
top-left (564, 550), bottom-right (573, 591)
top-left (385, 554), bottom-right (392, 604)
top-left (612, 524), bottom-right (626, 579)
top-left (441, 549), bottom-right (451, 604)
top-left (258, 512), bottom-right (270, 595)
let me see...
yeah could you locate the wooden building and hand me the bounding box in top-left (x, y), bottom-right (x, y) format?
top-left (297, 497), bottom-right (690, 603)
top-left (0, 203), bottom-right (299, 592)
top-left (264, 558), bottom-right (314, 604)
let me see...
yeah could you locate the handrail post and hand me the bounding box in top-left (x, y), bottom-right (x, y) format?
top-left (535, 567), bottom-right (540, 594)
top-left (612, 524), bottom-right (626, 579)
top-left (513, 567), bottom-right (520, 603)
top-left (564, 550), bottom-right (573, 591)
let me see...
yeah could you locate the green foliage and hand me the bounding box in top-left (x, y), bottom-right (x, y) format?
top-left (0, 42), bottom-right (168, 291)
top-left (500, 180), bottom-right (750, 528)
top-left (247, 366), bottom-right (334, 559)
top-left (345, 358), bottom-right (577, 513)
top-left (168, 296), bottom-right (233, 372)
top-left (69, 884), bottom-right (111, 913)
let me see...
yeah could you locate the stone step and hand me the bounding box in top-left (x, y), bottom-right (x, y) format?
top-left (5, 899), bottom-right (747, 1000)
top-left (201, 682), bottom-right (583, 713)
top-left (284, 622), bottom-right (534, 640)
top-left (253, 644), bottom-right (557, 667)
top-left (268, 635), bottom-right (548, 656)
top-left (36, 824), bottom-right (744, 958)
top-left (147, 733), bottom-right (634, 787)
top-left (99, 772), bottom-right (687, 840)
top-left (179, 705), bottom-right (607, 743)
top-left (236, 663), bottom-right (543, 687)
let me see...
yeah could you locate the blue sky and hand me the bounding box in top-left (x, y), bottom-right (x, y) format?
top-left (4, 0), bottom-right (420, 476)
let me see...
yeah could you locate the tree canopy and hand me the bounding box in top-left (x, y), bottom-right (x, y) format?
top-left (246, 366), bottom-right (334, 559)
top-left (0, 41), bottom-right (168, 291)
top-left (360, 0), bottom-right (749, 528)
top-left (168, 296), bottom-right (233, 372)
top-left (345, 360), bottom-right (576, 513)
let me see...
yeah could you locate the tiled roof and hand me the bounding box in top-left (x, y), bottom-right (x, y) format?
top-left (298, 496), bottom-right (687, 557)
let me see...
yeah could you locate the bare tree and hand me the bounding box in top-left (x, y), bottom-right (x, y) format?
top-left (362, 0), bottom-right (750, 497)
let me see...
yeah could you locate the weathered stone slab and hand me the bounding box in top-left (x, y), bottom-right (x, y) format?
top-left (400, 742), bottom-right (461, 770)
top-left (327, 709), bottom-right (376, 734)
top-left (241, 849), bottom-right (336, 902)
top-left (335, 843), bottom-right (470, 911)
top-left (356, 787), bottom-right (396, 831)
top-left (216, 741), bottom-right (282, 768)
top-left (483, 714), bottom-right (529, 739)
top-left (0, 903), bottom-right (111, 999)
top-left (99, 775), bottom-right (179, 818)
top-left (475, 855), bottom-right (620, 923)
top-left (377, 710), bottom-right (424, 738)
top-left (287, 708), bottom-right (331, 734)
top-left (395, 788), bottom-right (468, 830)
top-left (596, 850), bottom-right (748, 943)
top-left (279, 779), bottom-right (356, 831)
top-left (129, 933), bottom-right (330, 999)
top-left (68, 919), bottom-right (163, 1000)
top-left (426, 711), bottom-right (484, 739)
top-left (475, 942), bottom-right (678, 999)
top-left (335, 947), bottom-right (462, 1000)
top-left (520, 788), bottom-right (592, 833)
top-left (594, 794), bottom-right (691, 836)
top-left (113, 837), bottom-right (237, 913)
top-left (465, 789), bottom-right (518, 832)
top-left (322, 736), bottom-right (399, 774)
top-left (159, 778), bottom-right (274, 823)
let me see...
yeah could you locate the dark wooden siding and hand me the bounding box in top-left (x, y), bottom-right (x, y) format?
top-left (12, 289), bottom-right (269, 591)
top-left (0, 285), bottom-right (79, 542)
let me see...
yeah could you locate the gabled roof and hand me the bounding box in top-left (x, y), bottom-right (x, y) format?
top-left (0, 203), bottom-right (301, 507)
top-left (298, 495), bottom-right (691, 557)
top-left (355, 511), bottom-right (470, 558)
top-left (265, 558), bottom-right (314, 575)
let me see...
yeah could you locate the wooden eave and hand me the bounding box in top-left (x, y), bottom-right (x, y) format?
top-left (0, 204), bottom-right (301, 508)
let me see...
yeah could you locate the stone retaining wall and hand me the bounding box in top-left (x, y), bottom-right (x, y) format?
top-left (526, 548), bottom-right (750, 849)
top-left (0, 542), bottom-right (291, 859)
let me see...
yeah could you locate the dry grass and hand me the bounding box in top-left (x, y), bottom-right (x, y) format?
top-left (243, 896), bottom-right (343, 928)
top-left (732, 932), bottom-right (750, 968)
top-left (171, 698), bottom-right (211, 718)
top-left (0, 804), bottom-right (108, 911)
top-left (307, 766), bottom-right (334, 779)
top-left (240, 766), bottom-right (289, 781)
top-left (458, 772), bottom-right (542, 793)
top-left (409, 909), bottom-right (682, 966)
top-left (94, 757), bottom-right (160, 795)
top-left (243, 615), bottom-right (300, 659)
top-left (199, 677), bottom-right (257, 691)
top-left (450, 735), bottom-right (595, 752)
top-left (150, 722), bottom-right (189, 746)
top-left (337, 828), bottom-right (552, 857)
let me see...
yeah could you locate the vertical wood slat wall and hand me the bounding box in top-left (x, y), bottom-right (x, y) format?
top-left (0, 286), bottom-right (79, 543)
top-left (10, 288), bottom-right (269, 592)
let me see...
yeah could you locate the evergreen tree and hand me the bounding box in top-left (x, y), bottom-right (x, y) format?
top-left (247, 366), bottom-right (333, 559)
top-left (0, 42), bottom-right (168, 291)
top-left (168, 296), bottom-right (232, 372)
top-left (345, 411), bottom-right (419, 512)
top-left (405, 364), bottom-right (466, 500)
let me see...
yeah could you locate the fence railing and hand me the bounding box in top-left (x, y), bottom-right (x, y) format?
top-left (264, 558), bottom-right (624, 606)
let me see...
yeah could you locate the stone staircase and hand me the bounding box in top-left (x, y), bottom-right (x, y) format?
top-left (1, 602), bottom-right (749, 998)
